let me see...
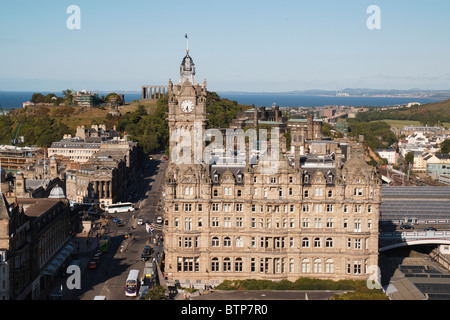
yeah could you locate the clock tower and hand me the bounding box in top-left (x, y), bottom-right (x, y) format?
top-left (167, 48), bottom-right (207, 166)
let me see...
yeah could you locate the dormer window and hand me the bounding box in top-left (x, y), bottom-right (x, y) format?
top-left (327, 174), bottom-right (334, 184)
top-left (236, 171), bottom-right (243, 183)
top-left (304, 172), bottom-right (310, 184)
top-left (213, 171), bottom-right (219, 183)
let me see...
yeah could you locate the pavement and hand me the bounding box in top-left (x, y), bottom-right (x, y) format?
top-left (38, 222), bottom-right (105, 300)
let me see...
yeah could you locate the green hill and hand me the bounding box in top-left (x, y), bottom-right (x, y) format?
top-left (354, 99), bottom-right (450, 126)
top-left (0, 92), bottom-right (250, 153)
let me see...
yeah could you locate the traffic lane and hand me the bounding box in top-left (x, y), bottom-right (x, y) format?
top-left (78, 234), bottom-right (125, 300)
top-left (97, 153), bottom-right (165, 299)
top-left (395, 224), bottom-right (450, 232)
top-left (382, 223), bottom-right (450, 232)
top-left (82, 229), bottom-right (146, 300)
top-left (76, 154), bottom-right (164, 300)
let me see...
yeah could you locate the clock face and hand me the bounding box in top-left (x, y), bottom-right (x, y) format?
top-left (180, 100), bottom-right (194, 113)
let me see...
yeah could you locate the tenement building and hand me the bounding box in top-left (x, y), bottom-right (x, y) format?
top-left (162, 49), bottom-right (382, 288)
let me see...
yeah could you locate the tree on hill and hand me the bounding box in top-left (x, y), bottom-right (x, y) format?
top-left (62, 89), bottom-right (75, 106)
top-left (353, 99), bottom-right (450, 125)
top-left (439, 139), bottom-right (450, 154)
top-left (206, 91), bottom-right (249, 129)
top-left (405, 151), bottom-right (414, 164)
top-left (104, 92), bottom-right (124, 104)
top-left (347, 120), bottom-right (397, 150)
top-left (30, 93), bottom-right (64, 106)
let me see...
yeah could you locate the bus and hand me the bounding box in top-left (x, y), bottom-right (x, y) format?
top-left (99, 235), bottom-right (110, 252)
top-left (105, 202), bottom-right (135, 214)
top-left (125, 269), bottom-right (139, 297)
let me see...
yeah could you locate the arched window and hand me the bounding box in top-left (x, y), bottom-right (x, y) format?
top-left (325, 259), bottom-right (334, 274)
top-left (302, 237), bottom-right (309, 247)
top-left (235, 258), bottom-right (243, 272)
top-left (314, 237), bottom-right (321, 248)
top-left (325, 237), bottom-right (333, 248)
top-left (313, 259), bottom-right (322, 273)
top-left (223, 258), bottom-right (231, 272)
top-left (301, 258), bottom-right (310, 273)
top-left (224, 237), bottom-right (231, 247)
top-left (211, 258), bottom-right (219, 272)
top-left (211, 237), bottom-right (219, 247)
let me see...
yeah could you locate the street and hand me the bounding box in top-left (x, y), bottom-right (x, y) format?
top-left (66, 153), bottom-right (168, 300)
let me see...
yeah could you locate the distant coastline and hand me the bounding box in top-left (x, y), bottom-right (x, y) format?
top-left (1, 89), bottom-right (448, 110)
top-left (218, 88), bottom-right (450, 97)
top-left (218, 93), bottom-right (444, 108)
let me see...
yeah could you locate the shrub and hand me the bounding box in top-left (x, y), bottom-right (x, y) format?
top-left (215, 278), bottom-right (388, 300)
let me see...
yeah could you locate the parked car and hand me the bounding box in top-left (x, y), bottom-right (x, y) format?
top-left (156, 216), bottom-right (163, 224)
top-left (141, 253), bottom-right (150, 261)
top-left (139, 285), bottom-right (150, 300)
top-left (400, 224), bottom-right (414, 230)
top-left (137, 218), bottom-right (143, 225)
top-left (142, 245), bottom-right (151, 254)
top-left (425, 227), bottom-right (437, 231)
top-left (141, 245), bottom-right (152, 260)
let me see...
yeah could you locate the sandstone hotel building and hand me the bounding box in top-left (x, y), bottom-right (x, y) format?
top-left (162, 49), bottom-right (381, 288)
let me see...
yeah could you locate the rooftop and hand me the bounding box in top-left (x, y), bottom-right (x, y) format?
top-left (17, 198), bottom-right (63, 217)
top-left (380, 186), bottom-right (450, 221)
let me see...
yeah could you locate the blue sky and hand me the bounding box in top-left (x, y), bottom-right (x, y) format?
top-left (1, 0), bottom-right (450, 92)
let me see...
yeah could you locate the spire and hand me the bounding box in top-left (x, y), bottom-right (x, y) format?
top-left (180, 37), bottom-right (196, 85)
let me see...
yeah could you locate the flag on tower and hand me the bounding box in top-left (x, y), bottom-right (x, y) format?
top-left (185, 33), bottom-right (188, 39)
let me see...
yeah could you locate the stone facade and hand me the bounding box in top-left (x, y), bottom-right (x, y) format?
top-left (47, 124), bottom-right (138, 207)
top-left (0, 194), bottom-right (72, 300)
top-left (162, 51), bottom-right (382, 288)
top-left (65, 151), bottom-right (128, 207)
top-left (0, 194), bottom-right (30, 300)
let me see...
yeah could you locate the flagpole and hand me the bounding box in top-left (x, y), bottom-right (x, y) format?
top-left (185, 33), bottom-right (189, 53)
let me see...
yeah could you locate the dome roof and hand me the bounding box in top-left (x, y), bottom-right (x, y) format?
top-left (181, 52), bottom-right (195, 72)
top-left (179, 52), bottom-right (196, 85)
top-left (49, 185), bottom-right (65, 199)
